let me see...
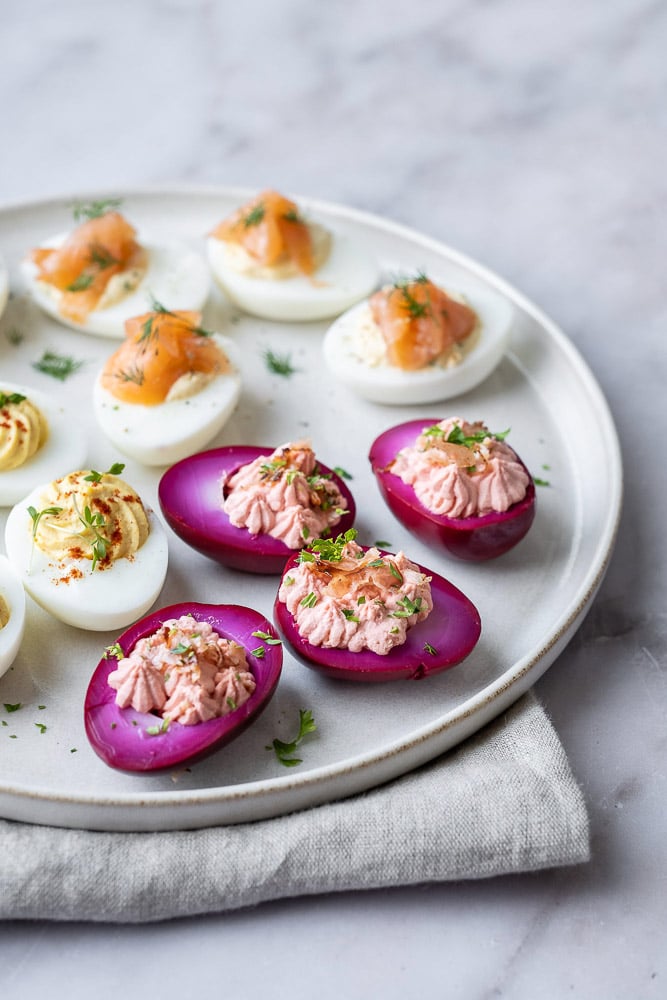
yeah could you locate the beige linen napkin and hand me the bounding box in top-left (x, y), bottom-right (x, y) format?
top-left (0, 692), bottom-right (588, 923)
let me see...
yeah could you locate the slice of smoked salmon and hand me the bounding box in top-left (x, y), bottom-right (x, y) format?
top-left (210, 190), bottom-right (315, 275)
top-left (369, 276), bottom-right (477, 371)
top-left (30, 212), bottom-right (146, 323)
top-left (101, 309), bottom-right (231, 406)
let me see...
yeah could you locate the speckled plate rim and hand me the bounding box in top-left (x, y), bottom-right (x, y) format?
top-left (0, 186), bottom-right (622, 831)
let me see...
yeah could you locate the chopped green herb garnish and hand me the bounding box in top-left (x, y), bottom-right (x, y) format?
top-left (342, 609), bottom-right (359, 622)
top-left (34, 723), bottom-right (47, 734)
top-left (391, 596), bottom-right (423, 619)
top-left (38, 705), bottom-right (46, 710)
top-left (297, 528), bottom-right (358, 564)
top-left (72, 198), bottom-right (122, 222)
top-left (140, 297), bottom-right (213, 340)
top-left (266, 708), bottom-right (317, 767)
top-left (5, 327), bottom-right (24, 346)
top-left (226, 697), bottom-right (237, 711)
top-left (243, 202), bottom-right (266, 228)
top-left (250, 646), bottom-right (266, 658)
top-left (388, 561), bottom-right (403, 584)
top-left (332, 466), bottom-right (352, 480)
top-left (263, 349), bottom-right (297, 376)
top-left (251, 631), bottom-right (282, 645)
top-left (300, 592), bottom-right (318, 608)
top-left (146, 718), bottom-right (170, 736)
top-left (171, 642), bottom-right (191, 655)
top-left (424, 642), bottom-right (438, 656)
top-left (374, 540), bottom-right (391, 549)
top-left (282, 208), bottom-right (302, 223)
top-left (32, 351), bottom-right (84, 381)
top-left (70, 748), bottom-right (77, 753)
top-left (4, 703), bottom-right (21, 713)
top-left (284, 575), bottom-right (295, 586)
top-left (88, 242), bottom-right (118, 270)
top-left (103, 642), bottom-right (124, 660)
top-left (66, 273), bottom-right (94, 293)
top-left (357, 595), bottom-right (366, 605)
top-left (533, 477), bottom-right (550, 487)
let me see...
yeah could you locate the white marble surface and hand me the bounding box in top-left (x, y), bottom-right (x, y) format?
top-left (0, 0), bottom-right (665, 995)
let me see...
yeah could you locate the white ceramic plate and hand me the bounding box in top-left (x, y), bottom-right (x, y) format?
top-left (0, 187), bottom-right (621, 831)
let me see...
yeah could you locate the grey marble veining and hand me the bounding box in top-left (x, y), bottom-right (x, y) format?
top-left (1, 0), bottom-right (666, 995)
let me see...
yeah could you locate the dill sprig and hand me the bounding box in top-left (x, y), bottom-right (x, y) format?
top-left (139, 297), bottom-right (213, 342)
top-left (32, 351), bottom-right (84, 381)
top-left (263, 349), bottom-right (297, 377)
top-left (242, 202), bottom-right (266, 228)
top-left (72, 198), bottom-right (122, 222)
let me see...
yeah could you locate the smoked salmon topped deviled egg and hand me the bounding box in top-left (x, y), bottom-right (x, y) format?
top-left (207, 189), bottom-right (379, 322)
top-left (93, 304), bottom-right (241, 466)
top-left (4, 463), bottom-right (168, 631)
top-left (323, 271), bottom-right (513, 404)
top-left (0, 383), bottom-right (87, 507)
top-left (22, 199), bottom-right (210, 338)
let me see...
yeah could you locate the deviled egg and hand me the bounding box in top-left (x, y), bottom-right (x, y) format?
top-left (21, 202), bottom-right (210, 338)
top-left (207, 189), bottom-right (379, 322)
top-left (4, 464), bottom-right (168, 631)
top-left (0, 554), bottom-right (26, 679)
top-left (0, 382), bottom-right (87, 507)
top-left (93, 306), bottom-right (241, 466)
top-left (323, 272), bottom-right (513, 404)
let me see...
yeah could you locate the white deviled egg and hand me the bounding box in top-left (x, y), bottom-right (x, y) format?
top-left (207, 189), bottom-right (378, 322)
top-left (0, 255), bottom-right (9, 319)
top-left (93, 307), bottom-right (241, 466)
top-left (322, 273), bottom-right (513, 404)
top-left (4, 465), bottom-right (168, 631)
top-left (0, 554), bottom-right (26, 679)
top-left (21, 202), bottom-right (209, 339)
top-left (0, 382), bottom-right (87, 507)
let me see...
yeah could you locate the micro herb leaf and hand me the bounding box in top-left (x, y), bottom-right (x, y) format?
top-left (34, 723), bottom-right (47, 734)
top-left (32, 351), bottom-right (84, 382)
top-left (4, 703), bottom-right (21, 713)
top-left (333, 466), bottom-right (352, 480)
top-left (266, 708), bottom-right (317, 767)
top-left (251, 631), bottom-right (282, 645)
top-left (72, 198), bottom-right (122, 222)
top-left (27, 505), bottom-right (63, 538)
top-left (103, 642), bottom-right (124, 660)
top-left (84, 463), bottom-right (125, 483)
top-left (243, 202), bottom-right (265, 227)
top-left (171, 642), bottom-right (191, 655)
top-left (342, 609), bottom-right (359, 622)
top-left (0, 391), bottom-right (26, 407)
top-left (389, 561), bottom-right (404, 584)
top-left (250, 646), bottom-right (266, 658)
top-left (263, 349), bottom-right (297, 376)
top-left (445, 424), bottom-right (510, 447)
top-left (533, 476), bottom-right (551, 487)
top-left (78, 505), bottom-right (110, 571)
top-left (300, 592), bottom-right (318, 608)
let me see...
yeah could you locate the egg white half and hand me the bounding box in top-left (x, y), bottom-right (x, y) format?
top-left (0, 381), bottom-right (88, 507)
top-left (4, 491), bottom-right (168, 632)
top-left (93, 334), bottom-right (242, 467)
top-left (322, 283), bottom-right (514, 405)
top-left (0, 256), bottom-right (8, 320)
top-left (21, 236), bottom-right (210, 339)
top-left (0, 554), bottom-right (26, 679)
top-left (207, 229), bottom-right (379, 322)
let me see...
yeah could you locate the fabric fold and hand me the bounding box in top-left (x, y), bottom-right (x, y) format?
top-left (0, 692), bottom-right (589, 923)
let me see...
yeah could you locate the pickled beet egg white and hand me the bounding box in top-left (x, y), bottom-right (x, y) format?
top-left (273, 547), bottom-right (481, 682)
top-left (369, 419), bottom-right (536, 562)
top-left (158, 446), bottom-right (356, 575)
top-left (84, 602), bottom-right (283, 772)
